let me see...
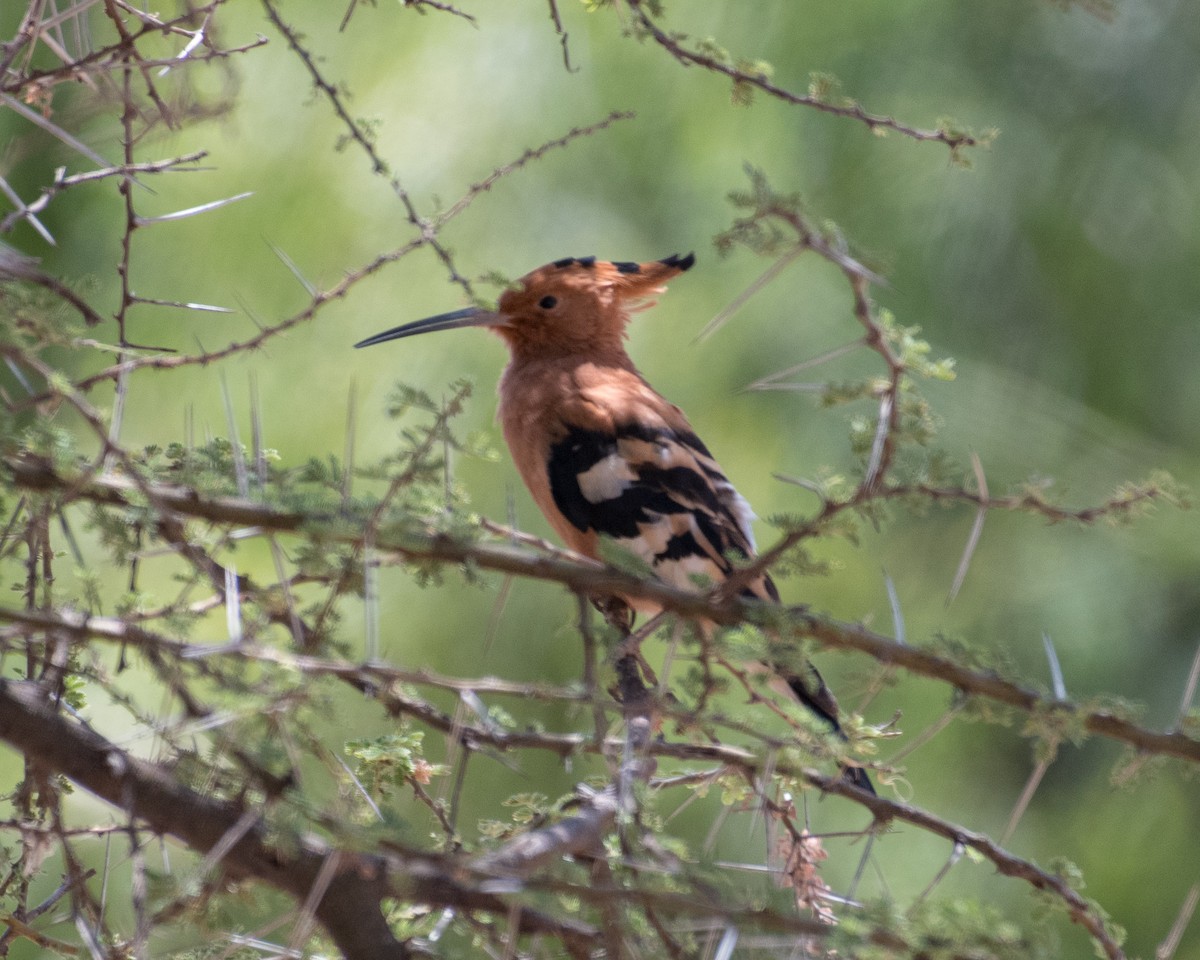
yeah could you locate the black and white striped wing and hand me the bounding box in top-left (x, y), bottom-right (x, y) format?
top-left (546, 421), bottom-right (776, 600)
top-left (546, 420), bottom-right (874, 792)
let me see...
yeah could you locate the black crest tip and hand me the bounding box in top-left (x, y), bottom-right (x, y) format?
top-left (553, 255), bottom-right (597, 269)
top-left (659, 252), bottom-right (696, 272)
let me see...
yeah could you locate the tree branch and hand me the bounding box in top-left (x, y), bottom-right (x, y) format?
top-left (622, 0), bottom-right (979, 153)
top-left (0, 679), bottom-right (410, 960)
top-left (6, 456), bottom-right (1197, 770)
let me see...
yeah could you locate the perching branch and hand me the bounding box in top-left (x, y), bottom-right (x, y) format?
top-left (5, 456), bottom-right (1198, 770)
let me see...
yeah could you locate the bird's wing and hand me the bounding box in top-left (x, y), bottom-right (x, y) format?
top-left (545, 418), bottom-right (778, 602)
top-left (541, 401), bottom-right (874, 793)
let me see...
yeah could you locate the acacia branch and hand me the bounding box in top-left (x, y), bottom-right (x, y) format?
top-left (1, 628), bottom-right (1123, 957)
top-left (0, 152), bottom-right (210, 240)
top-left (806, 770), bottom-right (1125, 960)
top-left (9, 238), bottom-right (424, 406)
top-left (10, 106), bottom-right (639, 407)
top-left (0, 679), bottom-right (410, 960)
top-left (0, 605), bottom-right (1134, 958)
top-left (0, 678), bottom-right (611, 956)
top-left (260, 0), bottom-right (473, 297)
top-left (4, 457), bottom-right (1198, 772)
top-left (622, 0), bottom-right (978, 152)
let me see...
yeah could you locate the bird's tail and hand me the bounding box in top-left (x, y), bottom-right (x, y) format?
top-left (778, 660), bottom-right (875, 795)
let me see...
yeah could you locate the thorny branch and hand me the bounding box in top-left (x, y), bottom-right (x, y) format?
top-left (0, 595), bottom-right (1132, 955)
top-left (0, 611), bottom-right (1131, 960)
top-left (260, 0), bottom-right (475, 298)
top-left (436, 109), bottom-right (635, 226)
top-left (0, 3), bottom-right (258, 100)
top-left (0, 679), bottom-right (599, 960)
top-left (0, 152), bottom-right (210, 236)
top-left (0, 3), bottom-right (1190, 959)
top-left (621, 0), bottom-right (980, 154)
top-left (9, 103), bottom-right (637, 408)
top-left (3, 457), bottom-right (1197, 770)
top-left (10, 664), bottom-right (1070, 960)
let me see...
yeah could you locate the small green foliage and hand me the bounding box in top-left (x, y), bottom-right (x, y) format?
top-left (807, 70), bottom-right (842, 103)
top-left (335, 115), bottom-right (381, 152)
top-left (758, 521), bottom-right (840, 575)
top-left (479, 792), bottom-right (557, 842)
top-left (831, 896), bottom-right (1060, 959)
top-left (715, 166), bottom-right (807, 260)
top-left (15, 421), bottom-right (76, 467)
top-left (1108, 748), bottom-right (1173, 788)
top-left (0, 280), bottom-right (90, 350)
top-left (710, 623), bottom-right (769, 664)
top-left (1049, 855), bottom-right (1086, 889)
top-left (381, 898), bottom-right (446, 944)
top-left (910, 897), bottom-right (1048, 959)
top-left (260, 799), bottom-right (306, 862)
top-left (480, 702), bottom-right (517, 730)
top-left (346, 728), bottom-right (444, 798)
top-left (1029, 860), bottom-right (1127, 957)
top-left (476, 819), bottom-right (507, 839)
top-left (596, 536), bottom-right (654, 577)
top-left (933, 116), bottom-right (996, 166)
top-left (60, 674), bottom-right (87, 711)
top-left (297, 454), bottom-right (343, 489)
top-left (1104, 471), bottom-right (1189, 523)
top-left (715, 770), bottom-right (755, 807)
top-left (87, 506), bottom-right (142, 565)
top-left (386, 383), bottom-right (440, 419)
top-left (1021, 702), bottom-right (1088, 764)
top-left (694, 36), bottom-right (731, 67)
top-left (71, 561), bottom-right (103, 614)
top-left (731, 58), bottom-right (773, 106)
top-left (878, 310), bottom-right (956, 383)
top-left (926, 633), bottom-right (1019, 682)
top-left (821, 380), bottom-right (879, 408)
top-left (1076, 693), bottom-right (1142, 725)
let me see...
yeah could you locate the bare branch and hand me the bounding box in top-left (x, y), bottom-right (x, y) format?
top-left (622, 0), bottom-right (980, 153)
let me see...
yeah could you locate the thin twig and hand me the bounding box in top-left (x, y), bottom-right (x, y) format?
top-left (622, 0), bottom-right (979, 154)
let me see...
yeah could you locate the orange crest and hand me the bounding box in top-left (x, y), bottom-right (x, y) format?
top-left (492, 253), bottom-right (695, 357)
top-left (354, 253), bottom-right (694, 361)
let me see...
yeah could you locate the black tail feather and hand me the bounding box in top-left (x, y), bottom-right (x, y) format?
top-left (782, 662), bottom-right (875, 795)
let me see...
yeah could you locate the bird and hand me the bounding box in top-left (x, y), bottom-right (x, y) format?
top-left (355, 253), bottom-right (873, 793)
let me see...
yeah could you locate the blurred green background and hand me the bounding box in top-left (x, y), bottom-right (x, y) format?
top-left (3, 0), bottom-right (1199, 956)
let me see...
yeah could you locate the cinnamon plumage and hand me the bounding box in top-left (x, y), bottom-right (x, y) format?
top-left (356, 253), bottom-right (872, 792)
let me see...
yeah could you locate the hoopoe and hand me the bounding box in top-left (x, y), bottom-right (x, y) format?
top-left (356, 254), bottom-right (872, 792)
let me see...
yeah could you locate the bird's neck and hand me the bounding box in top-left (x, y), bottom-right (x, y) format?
top-left (497, 348), bottom-right (643, 433)
top-left (503, 342), bottom-right (636, 377)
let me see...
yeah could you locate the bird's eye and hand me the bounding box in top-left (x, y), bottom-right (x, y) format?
top-left (538, 295), bottom-right (558, 310)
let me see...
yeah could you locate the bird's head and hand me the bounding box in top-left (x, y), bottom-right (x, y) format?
top-left (354, 253), bottom-right (695, 361)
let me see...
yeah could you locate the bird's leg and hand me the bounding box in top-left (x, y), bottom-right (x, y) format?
top-left (611, 653), bottom-right (653, 709)
top-left (592, 595), bottom-right (635, 634)
top-left (611, 654), bottom-right (658, 797)
top-left (592, 594), bottom-right (661, 687)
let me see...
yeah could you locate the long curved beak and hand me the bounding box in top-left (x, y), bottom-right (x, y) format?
top-left (354, 307), bottom-right (505, 348)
